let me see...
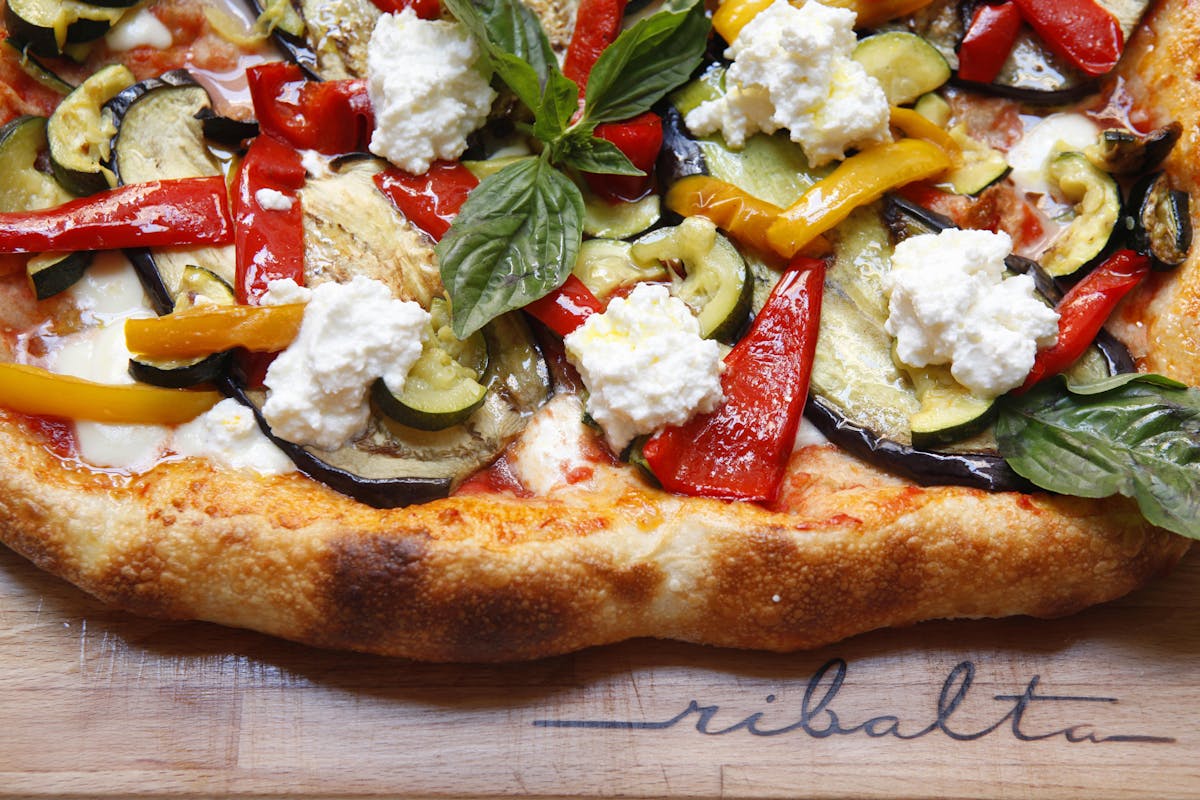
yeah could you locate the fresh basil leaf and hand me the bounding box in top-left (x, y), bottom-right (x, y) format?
top-left (559, 135), bottom-right (644, 176)
top-left (533, 70), bottom-right (580, 143)
top-left (437, 158), bottom-right (584, 338)
top-left (581, 0), bottom-right (710, 126)
top-left (996, 375), bottom-right (1200, 539)
top-left (443, 0), bottom-right (566, 115)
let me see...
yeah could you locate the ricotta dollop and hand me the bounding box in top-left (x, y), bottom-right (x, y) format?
top-left (563, 283), bottom-right (725, 450)
top-left (884, 229), bottom-right (1060, 397)
top-left (366, 9), bottom-right (497, 175)
top-left (685, 0), bottom-right (891, 166)
top-left (261, 276), bottom-right (429, 450)
top-left (173, 399), bottom-right (297, 476)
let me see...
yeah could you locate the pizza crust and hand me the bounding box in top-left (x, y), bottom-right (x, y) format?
top-left (0, 408), bottom-right (1185, 661)
top-left (0, 0), bottom-right (1194, 662)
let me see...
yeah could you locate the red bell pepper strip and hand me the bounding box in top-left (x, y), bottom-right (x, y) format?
top-left (0, 177), bottom-right (233, 254)
top-left (374, 161), bottom-right (479, 241)
top-left (522, 274), bottom-right (606, 337)
top-left (642, 256), bottom-right (825, 502)
top-left (233, 134), bottom-right (307, 305)
top-left (957, 1), bottom-right (1022, 84)
top-left (563, 0), bottom-right (628, 90)
top-left (1011, 0), bottom-right (1124, 77)
top-left (563, 0), bottom-right (662, 202)
top-left (369, 0), bottom-right (440, 19)
top-left (247, 62), bottom-right (375, 155)
top-left (1018, 249), bottom-right (1150, 392)
top-left (589, 112), bottom-right (664, 202)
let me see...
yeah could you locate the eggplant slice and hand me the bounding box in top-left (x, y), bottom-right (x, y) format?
top-left (104, 70), bottom-right (235, 310)
top-left (298, 156), bottom-right (444, 309)
top-left (803, 197), bottom-right (1135, 492)
top-left (896, 0), bottom-right (1152, 102)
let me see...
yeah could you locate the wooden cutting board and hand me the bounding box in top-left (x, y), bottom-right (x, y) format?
top-left (0, 542), bottom-right (1196, 799)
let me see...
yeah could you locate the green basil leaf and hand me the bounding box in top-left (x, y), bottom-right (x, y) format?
top-left (996, 375), bottom-right (1200, 539)
top-left (581, 0), bottom-right (710, 126)
top-left (558, 135), bottom-right (644, 176)
top-left (443, 0), bottom-right (567, 116)
top-left (533, 70), bottom-right (580, 143)
top-left (437, 158), bottom-right (584, 338)
top-left (1065, 372), bottom-right (1188, 395)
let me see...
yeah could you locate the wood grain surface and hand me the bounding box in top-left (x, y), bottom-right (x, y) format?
top-left (0, 542), bottom-right (1196, 800)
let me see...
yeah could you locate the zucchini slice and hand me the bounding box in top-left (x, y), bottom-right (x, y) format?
top-left (46, 63), bottom-right (134, 196)
top-left (630, 217), bottom-right (751, 342)
top-left (3, 37), bottom-right (73, 94)
top-left (852, 31), bottom-right (951, 106)
top-left (0, 114), bottom-right (72, 212)
top-left (943, 125), bottom-right (1009, 196)
top-left (582, 191), bottom-right (661, 239)
top-left (1039, 151), bottom-right (1120, 278)
top-left (0, 115), bottom-right (92, 299)
top-left (373, 297), bottom-right (490, 431)
top-left (26, 250), bottom-right (92, 300)
top-left (128, 266), bottom-right (237, 388)
top-left (5, 0), bottom-right (126, 56)
top-left (105, 70), bottom-right (235, 299)
top-left (905, 363), bottom-right (996, 448)
top-left (1085, 123), bottom-right (1181, 176)
top-left (572, 238), bottom-right (668, 300)
top-left (1129, 171), bottom-right (1192, 270)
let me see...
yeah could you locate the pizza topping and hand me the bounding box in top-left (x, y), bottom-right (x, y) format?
top-left (641, 256), bottom-right (824, 502)
top-left (1005, 112), bottom-right (1099, 198)
top-left (956, 1), bottom-right (1022, 85)
top-left (884, 228), bottom-right (1059, 397)
top-left (685, 0), bottom-right (892, 165)
top-left (1038, 151), bottom-right (1121, 278)
top-left (1010, 0), bottom-right (1124, 78)
top-left (365, 9), bottom-right (496, 175)
top-left (172, 397), bottom-right (297, 475)
top-left (105, 6), bottom-right (173, 52)
top-left (563, 282), bottom-right (725, 450)
top-left (1128, 171), bottom-right (1193, 270)
top-left (257, 276), bottom-right (428, 451)
top-left (247, 62), bottom-right (374, 156)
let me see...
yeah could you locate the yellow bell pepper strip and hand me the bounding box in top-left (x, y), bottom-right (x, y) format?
top-left (125, 304), bottom-right (306, 360)
top-left (766, 138), bottom-right (953, 258)
top-left (665, 175), bottom-right (781, 254)
top-left (0, 363), bottom-right (220, 424)
top-left (665, 175), bottom-right (831, 258)
top-left (714, 0), bottom-right (933, 42)
top-left (889, 107), bottom-right (962, 160)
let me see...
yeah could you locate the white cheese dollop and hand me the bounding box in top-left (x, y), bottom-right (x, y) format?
top-left (261, 276), bottom-right (429, 450)
top-left (884, 229), bottom-right (1060, 397)
top-left (685, 0), bottom-right (891, 166)
top-left (173, 399), bottom-right (296, 476)
top-left (254, 188), bottom-right (294, 212)
top-left (366, 9), bottom-right (497, 175)
top-left (563, 283), bottom-right (725, 451)
top-left (105, 7), bottom-right (172, 51)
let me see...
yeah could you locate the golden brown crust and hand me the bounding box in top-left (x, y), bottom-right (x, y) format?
top-left (0, 0), bottom-right (1194, 662)
top-left (0, 408), bottom-right (1187, 662)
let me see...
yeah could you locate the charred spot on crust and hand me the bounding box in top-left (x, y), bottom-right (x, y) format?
top-left (316, 531), bottom-right (590, 661)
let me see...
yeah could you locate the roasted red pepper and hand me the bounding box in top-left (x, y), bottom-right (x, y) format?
top-left (1011, 0), bottom-right (1124, 77)
top-left (1019, 249), bottom-right (1150, 392)
top-left (233, 134), bottom-right (307, 305)
top-left (369, 0), bottom-right (440, 19)
top-left (642, 256), bottom-right (825, 502)
top-left (563, 0), bottom-right (628, 90)
top-left (522, 274), bottom-right (606, 337)
top-left (0, 177), bottom-right (233, 254)
top-left (374, 161), bottom-right (479, 241)
top-left (957, 1), bottom-right (1022, 84)
top-left (590, 112), bottom-right (664, 202)
top-left (563, 0), bottom-right (661, 201)
top-left (247, 62), bottom-right (374, 155)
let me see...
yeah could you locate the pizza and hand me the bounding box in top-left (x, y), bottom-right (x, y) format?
top-left (0, 0), bottom-right (1195, 662)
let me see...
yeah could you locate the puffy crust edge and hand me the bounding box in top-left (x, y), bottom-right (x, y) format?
top-left (0, 413), bottom-right (1187, 662)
